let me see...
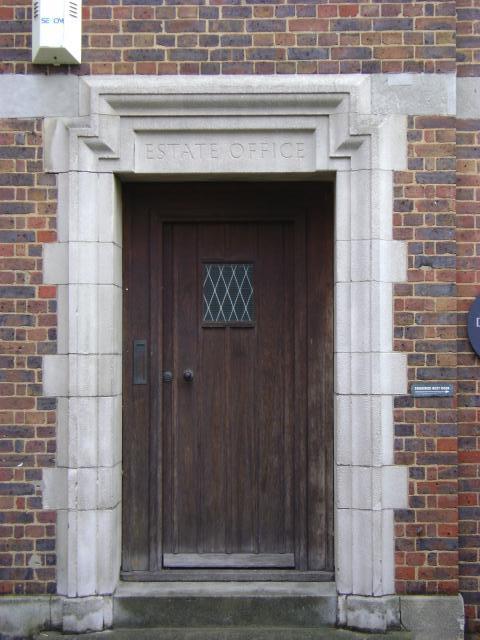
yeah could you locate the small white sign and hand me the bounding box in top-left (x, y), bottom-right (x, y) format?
top-left (411, 383), bottom-right (454, 397)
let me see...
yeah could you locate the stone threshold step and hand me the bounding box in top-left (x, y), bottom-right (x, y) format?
top-left (36, 629), bottom-right (413, 640)
top-left (113, 582), bottom-right (338, 628)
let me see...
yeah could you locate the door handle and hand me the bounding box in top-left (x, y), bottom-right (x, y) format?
top-left (163, 370), bottom-right (173, 383)
top-left (183, 369), bottom-right (194, 382)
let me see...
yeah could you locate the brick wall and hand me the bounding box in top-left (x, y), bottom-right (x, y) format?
top-left (457, 0), bottom-right (480, 77)
top-left (456, 116), bottom-right (480, 635)
top-left (1, 1), bottom-right (456, 75)
top-left (0, 118), bottom-right (57, 595)
top-left (393, 116), bottom-right (459, 596)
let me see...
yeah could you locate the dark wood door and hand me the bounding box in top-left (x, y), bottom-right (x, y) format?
top-left (122, 183), bottom-right (334, 580)
top-left (163, 221), bottom-right (295, 569)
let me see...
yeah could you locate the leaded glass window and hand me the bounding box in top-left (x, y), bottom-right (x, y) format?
top-left (203, 263), bottom-right (254, 324)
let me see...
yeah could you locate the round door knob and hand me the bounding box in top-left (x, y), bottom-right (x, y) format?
top-left (183, 369), bottom-right (194, 382)
top-left (162, 370), bottom-right (173, 383)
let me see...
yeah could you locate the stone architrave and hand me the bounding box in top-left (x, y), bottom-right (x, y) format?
top-left (41, 76), bottom-right (409, 631)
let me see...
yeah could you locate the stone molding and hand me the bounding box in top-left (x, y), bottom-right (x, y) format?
top-left (0, 73), bottom-right (456, 118)
top-left (39, 76), bottom-right (408, 630)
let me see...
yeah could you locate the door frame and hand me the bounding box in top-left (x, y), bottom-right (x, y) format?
top-left (121, 182), bottom-right (335, 581)
top-left (42, 76), bottom-right (409, 606)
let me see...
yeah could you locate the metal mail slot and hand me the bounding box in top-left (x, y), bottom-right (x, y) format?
top-left (133, 339), bottom-right (147, 385)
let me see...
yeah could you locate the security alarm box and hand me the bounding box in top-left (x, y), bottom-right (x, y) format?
top-left (32, 0), bottom-right (82, 65)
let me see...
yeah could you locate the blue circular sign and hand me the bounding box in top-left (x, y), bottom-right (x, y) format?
top-left (467, 296), bottom-right (480, 357)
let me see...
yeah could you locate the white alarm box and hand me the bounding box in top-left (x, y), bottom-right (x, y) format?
top-left (32, 0), bottom-right (82, 65)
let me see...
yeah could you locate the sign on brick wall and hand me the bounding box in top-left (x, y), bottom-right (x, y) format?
top-left (411, 383), bottom-right (454, 397)
top-left (468, 295), bottom-right (480, 357)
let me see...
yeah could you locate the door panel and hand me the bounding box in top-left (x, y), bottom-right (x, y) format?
top-left (122, 210), bottom-right (151, 572)
top-left (164, 222), bottom-right (295, 566)
top-left (163, 553), bottom-right (294, 568)
top-left (122, 182), bottom-right (334, 579)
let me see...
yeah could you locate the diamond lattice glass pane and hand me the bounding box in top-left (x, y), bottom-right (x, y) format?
top-left (203, 263), bottom-right (254, 323)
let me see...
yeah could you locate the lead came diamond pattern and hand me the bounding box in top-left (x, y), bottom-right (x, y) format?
top-left (203, 263), bottom-right (254, 324)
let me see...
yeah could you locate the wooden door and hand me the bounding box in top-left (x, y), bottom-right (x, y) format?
top-left (122, 183), bottom-right (334, 580)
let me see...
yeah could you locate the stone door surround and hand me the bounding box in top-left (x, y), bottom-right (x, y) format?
top-left (41, 76), bottom-right (409, 630)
